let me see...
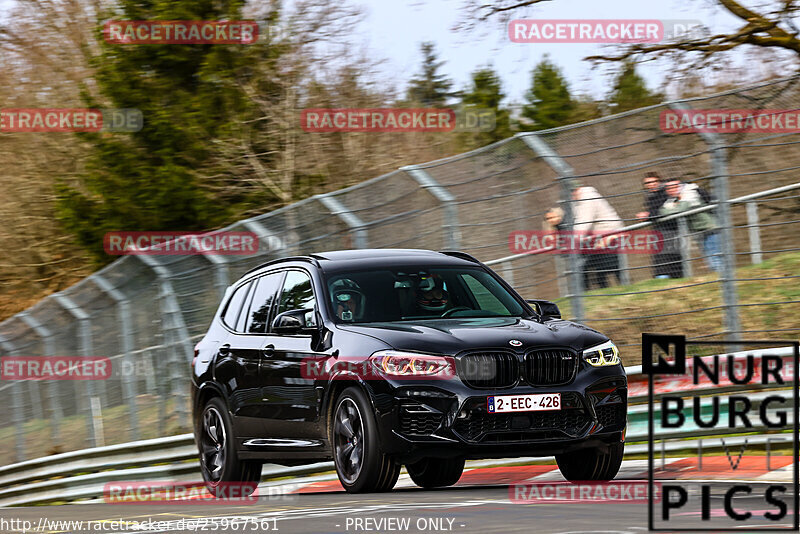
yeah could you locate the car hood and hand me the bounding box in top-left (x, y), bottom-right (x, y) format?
top-left (337, 317), bottom-right (607, 355)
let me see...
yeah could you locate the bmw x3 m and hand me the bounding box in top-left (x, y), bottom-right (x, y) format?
top-left (191, 249), bottom-right (627, 494)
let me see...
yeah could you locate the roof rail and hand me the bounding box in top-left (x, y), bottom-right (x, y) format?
top-left (242, 256), bottom-right (320, 277)
top-left (438, 250), bottom-right (481, 264)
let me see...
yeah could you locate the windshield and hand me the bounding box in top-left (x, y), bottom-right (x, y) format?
top-left (324, 266), bottom-right (525, 323)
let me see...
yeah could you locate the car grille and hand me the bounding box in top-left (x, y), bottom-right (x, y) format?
top-left (399, 410), bottom-right (442, 436)
top-left (523, 349), bottom-right (577, 385)
top-left (595, 404), bottom-right (626, 430)
top-left (458, 352), bottom-right (518, 389)
top-left (452, 394), bottom-right (590, 443)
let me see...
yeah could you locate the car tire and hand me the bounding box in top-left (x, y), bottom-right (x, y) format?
top-left (198, 397), bottom-right (262, 497)
top-left (556, 440), bottom-right (624, 481)
top-left (406, 457), bottom-right (465, 489)
top-left (331, 387), bottom-right (400, 493)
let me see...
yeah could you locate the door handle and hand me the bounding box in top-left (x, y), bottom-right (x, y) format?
top-left (218, 344), bottom-right (231, 356)
top-left (260, 344), bottom-right (275, 358)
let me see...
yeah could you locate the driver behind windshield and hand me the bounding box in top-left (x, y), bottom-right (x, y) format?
top-left (331, 279), bottom-right (365, 321)
top-left (414, 274), bottom-right (450, 315)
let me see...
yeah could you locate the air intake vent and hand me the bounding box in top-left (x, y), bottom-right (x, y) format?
top-left (523, 349), bottom-right (577, 385)
top-left (458, 352), bottom-right (518, 389)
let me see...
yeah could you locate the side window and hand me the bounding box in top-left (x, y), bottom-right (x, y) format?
top-left (235, 283), bottom-right (256, 333)
top-left (277, 270), bottom-right (317, 326)
top-left (221, 281), bottom-right (252, 330)
top-left (246, 273), bottom-right (283, 333)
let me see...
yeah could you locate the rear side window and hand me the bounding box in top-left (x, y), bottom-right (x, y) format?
top-left (235, 285), bottom-right (255, 332)
top-left (246, 272), bottom-right (283, 333)
top-left (221, 281), bottom-right (252, 329)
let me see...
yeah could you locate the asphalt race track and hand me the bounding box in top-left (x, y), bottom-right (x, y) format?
top-left (1, 485), bottom-right (648, 534)
top-left (2, 479), bottom-right (795, 533)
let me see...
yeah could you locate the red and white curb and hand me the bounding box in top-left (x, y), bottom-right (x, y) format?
top-left (256, 455), bottom-right (795, 496)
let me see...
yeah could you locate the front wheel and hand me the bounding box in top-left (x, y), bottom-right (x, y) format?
top-left (556, 441), bottom-right (624, 481)
top-left (198, 397), bottom-right (262, 497)
top-left (407, 457), bottom-right (465, 488)
top-left (332, 387), bottom-right (400, 493)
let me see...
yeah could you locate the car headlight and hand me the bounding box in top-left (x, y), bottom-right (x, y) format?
top-left (582, 340), bottom-right (620, 367)
top-left (370, 350), bottom-right (454, 377)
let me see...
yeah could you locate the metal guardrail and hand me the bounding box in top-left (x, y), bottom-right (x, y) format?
top-left (0, 436), bottom-right (334, 507)
top-left (1, 350), bottom-right (795, 507)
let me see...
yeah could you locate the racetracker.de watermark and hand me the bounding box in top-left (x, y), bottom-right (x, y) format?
top-left (0, 109), bottom-right (142, 132)
top-left (103, 20), bottom-right (259, 44)
top-left (510, 481), bottom-right (661, 503)
top-left (103, 481), bottom-right (260, 504)
top-left (300, 108), bottom-right (495, 132)
top-left (509, 230), bottom-right (664, 255)
top-left (301, 355), bottom-right (458, 381)
top-left (1, 356), bottom-right (111, 380)
top-left (103, 231), bottom-right (261, 256)
top-left (510, 19), bottom-right (659, 43)
top-left (509, 19), bottom-right (706, 43)
top-left (661, 109), bottom-right (800, 133)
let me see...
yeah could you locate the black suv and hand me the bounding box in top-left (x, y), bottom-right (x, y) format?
top-left (191, 249), bottom-right (627, 494)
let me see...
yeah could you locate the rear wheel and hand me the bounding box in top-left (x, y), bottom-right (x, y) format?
top-left (406, 457), bottom-right (465, 489)
top-left (332, 387), bottom-right (400, 493)
top-left (199, 397), bottom-right (262, 497)
top-left (556, 441), bottom-right (624, 481)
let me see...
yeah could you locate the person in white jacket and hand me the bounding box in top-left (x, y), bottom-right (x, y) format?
top-left (571, 185), bottom-right (625, 289)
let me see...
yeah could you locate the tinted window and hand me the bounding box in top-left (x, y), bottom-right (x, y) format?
top-left (235, 284), bottom-right (255, 332)
top-left (221, 281), bottom-right (252, 329)
top-left (277, 270), bottom-right (317, 326)
top-left (461, 274), bottom-right (509, 315)
top-left (324, 266), bottom-right (524, 322)
top-left (246, 273), bottom-right (283, 333)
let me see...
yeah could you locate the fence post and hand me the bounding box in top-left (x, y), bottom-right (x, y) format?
top-left (677, 217), bottom-right (693, 278)
top-left (402, 165), bottom-right (460, 250)
top-left (144, 347), bottom-right (157, 396)
top-left (92, 274), bottom-right (140, 441)
top-left (243, 219), bottom-right (289, 257)
top-left (670, 102), bottom-right (741, 344)
top-left (137, 256), bottom-right (192, 427)
top-left (517, 133), bottom-right (584, 322)
top-left (52, 294), bottom-right (102, 447)
top-left (203, 253), bottom-right (230, 300)
top-left (501, 260), bottom-right (515, 287)
top-left (618, 254), bottom-right (631, 286)
top-left (745, 201), bottom-right (763, 264)
top-left (10, 317), bottom-right (44, 423)
top-left (18, 312), bottom-right (62, 443)
top-left (555, 256), bottom-right (568, 298)
top-left (0, 334), bottom-right (26, 462)
top-left (316, 193), bottom-right (369, 249)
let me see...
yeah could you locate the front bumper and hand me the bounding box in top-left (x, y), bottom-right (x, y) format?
top-left (366, 364), bottom-right (627, 464)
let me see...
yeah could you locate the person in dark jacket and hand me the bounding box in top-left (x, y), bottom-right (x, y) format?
top-left (636, 173), bottom-right (683, 278)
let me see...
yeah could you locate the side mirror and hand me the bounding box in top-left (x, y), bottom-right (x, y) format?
top-left (272, 308), bottom-right (316, 334)
top-left (526, 299), bottom-right (561, 320)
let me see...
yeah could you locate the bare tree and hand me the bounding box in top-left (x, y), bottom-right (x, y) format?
top-left (462, 0), bottom-right (800, 71)
top-left (0, 0), bottom-right (102, 320)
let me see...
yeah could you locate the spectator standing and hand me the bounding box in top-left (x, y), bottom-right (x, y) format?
top-left (543, 206), bottom-right (567, 232)
top-left (659, 180), bottom-right (722, 272)
top-left (636, 173), bottom-right (683, 278)
top-left (571, 185), bottom-right (624, 289)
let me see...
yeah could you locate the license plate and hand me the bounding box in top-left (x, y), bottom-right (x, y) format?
top-left (487, 393), bottom-right (561, 413)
